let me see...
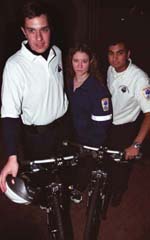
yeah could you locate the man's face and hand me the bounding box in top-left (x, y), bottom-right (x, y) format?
top-left (21, 14), bottom-right (51, 53)
top-left (108, 43), bottom-right (130, 72)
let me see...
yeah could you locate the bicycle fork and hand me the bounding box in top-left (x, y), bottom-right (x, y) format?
top-left (43, 183), bottom-right (65, 240)
top-left (87, 169), bottom-right (108, 217)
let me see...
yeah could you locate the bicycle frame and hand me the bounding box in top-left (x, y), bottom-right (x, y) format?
top-left (18, 151), bottom-right (79, 240)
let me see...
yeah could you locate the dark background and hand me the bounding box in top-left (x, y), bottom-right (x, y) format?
top-left (0, 0), bottom-right (150, 76)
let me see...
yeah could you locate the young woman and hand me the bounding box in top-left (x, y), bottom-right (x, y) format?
top-left (66, 43), bottom-right (112, 147)
top-left (66, 43), bottom-right (112, 203)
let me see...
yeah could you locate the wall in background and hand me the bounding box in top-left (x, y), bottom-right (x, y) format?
top-left (0, 1), bottom-right (149, 86)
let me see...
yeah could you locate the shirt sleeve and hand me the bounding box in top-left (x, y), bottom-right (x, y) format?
top-left (2, 117), bottom-right (21, 157)
top-left (1, 61), bottom-right (23, 118)
top-left (84, 86), bottom-right (112, 147)
top-left (134, 72), bottom-right (150, 113)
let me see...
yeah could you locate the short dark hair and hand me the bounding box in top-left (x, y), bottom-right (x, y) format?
top-left (20, 0), bottom-right (52, 28)
top-left (107, 37), bottom-right (130, 52)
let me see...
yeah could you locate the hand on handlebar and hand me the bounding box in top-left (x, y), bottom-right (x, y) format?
top-left (0, 155), bottom-right (19, 192)
top-left (125, 145), bottom-right (140, 160)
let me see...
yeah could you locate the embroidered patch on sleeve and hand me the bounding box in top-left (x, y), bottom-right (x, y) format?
top-left (142, 87), bottom-right (150, 100)
top-left (101, 98), bottom-right (109, 111)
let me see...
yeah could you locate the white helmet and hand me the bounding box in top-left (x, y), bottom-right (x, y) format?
top-left (5, 175), bottom-right (35, 205)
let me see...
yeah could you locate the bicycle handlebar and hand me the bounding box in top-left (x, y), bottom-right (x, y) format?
top-left (20, 153), bottom-right (79, 173)
top-left (20, 141), bottom-right (142, 173)
top-left (62, 141), bottom-right (142, 162)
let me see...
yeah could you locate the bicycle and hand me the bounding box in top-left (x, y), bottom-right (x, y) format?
top-left (84, 146), bottom-right (126, 240)
top-left (5, 145), bottom-right (79, 240)
top-left (64, 142), bottom-right (141, 240)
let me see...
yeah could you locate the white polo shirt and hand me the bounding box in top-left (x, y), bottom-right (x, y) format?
top-left (1, 41), bottom-right (68, 125)
top-left (107, 59), bottom-right (150, 125)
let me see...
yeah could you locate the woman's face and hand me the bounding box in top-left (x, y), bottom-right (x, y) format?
top-left (72, 51), bottom-right (90, 76)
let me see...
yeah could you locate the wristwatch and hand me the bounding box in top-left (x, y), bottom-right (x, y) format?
top-left (132, 142), bottom-right (141, 149)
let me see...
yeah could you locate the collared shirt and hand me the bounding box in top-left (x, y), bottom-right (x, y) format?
top-left (107, 59), bottom-right (150, 125)
top-left (1, 41), bottom-right (68, 125)
top-left (67, 76), bottom-right (112, 147)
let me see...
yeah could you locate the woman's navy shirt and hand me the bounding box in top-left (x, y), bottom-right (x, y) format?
top-left (67, 76), bottom-right (112, 147)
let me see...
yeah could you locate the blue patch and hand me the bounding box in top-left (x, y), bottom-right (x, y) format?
top-left (143, 87), bottom-right (150, 100)
top-left (101, 98), bottom-right (109, 111)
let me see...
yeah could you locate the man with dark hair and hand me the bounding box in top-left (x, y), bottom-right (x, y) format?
top-left (107, 39), bottom-right (150, 206)
top-left (0, 0), bottom-right (68, 189)
top-left (0, 1), bottom-right (72, 238)
top-left (20, 0), bottom-right (52, 27)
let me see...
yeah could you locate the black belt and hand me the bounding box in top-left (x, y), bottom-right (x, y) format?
top-left (23, 116), bottom-right (64, 134)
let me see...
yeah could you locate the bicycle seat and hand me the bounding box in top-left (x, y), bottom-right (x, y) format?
top-left (5, 175), bottom-right (35, 205)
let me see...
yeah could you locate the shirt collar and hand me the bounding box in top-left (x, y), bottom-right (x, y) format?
top-left (21, 40), bottom-right (56, 62)
top-left (111, 58), bottom-right (132, 78)
top-left (74, 75), bottom-right (93, 90)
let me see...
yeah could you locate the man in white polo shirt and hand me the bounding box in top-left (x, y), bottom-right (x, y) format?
top-left (0, 1), bottom-right (74, 239)
top-left (107, 38), bottom-right (150, 206)
top-left (0, 1), bottom-right (68, 192)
